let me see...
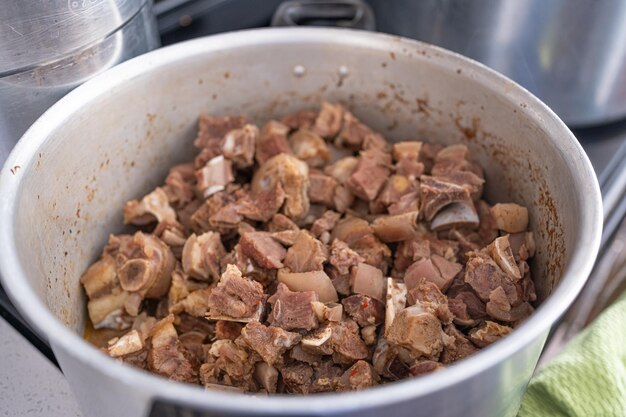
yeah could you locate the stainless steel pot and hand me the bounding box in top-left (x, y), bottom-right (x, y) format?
top-left (0, 0), bottom-right (160, 164)
top-left (274, 0), bottom-right (626, 127)
top-left (0, 28), bottom-right (602, 417)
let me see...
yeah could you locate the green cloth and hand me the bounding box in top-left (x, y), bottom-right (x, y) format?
top-left (519, 293), bottom-right (626, 417)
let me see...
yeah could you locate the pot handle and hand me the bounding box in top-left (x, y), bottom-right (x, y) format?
top-left (271, 0), bottom-right (376, 31)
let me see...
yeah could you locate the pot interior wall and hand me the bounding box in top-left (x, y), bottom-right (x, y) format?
top-left (10, 34), bottom-right (572, 334)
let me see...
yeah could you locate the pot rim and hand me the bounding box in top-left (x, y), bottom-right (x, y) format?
top-left (0, 27), bottom-right (602, 414)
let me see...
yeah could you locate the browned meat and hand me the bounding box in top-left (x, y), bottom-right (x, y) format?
top-left (195, 114), bottom-right (246, 149)
top-left (215, 320), bottom-right (243, 341)
top-left (147, 316), bottom-right (198, 383)
top-left (252, 153), bottom-right (310, 221)
top-left (420, 176), bottom-right (472, 221)
top-left (281, 362), bottom-right (315, 394)
top-left (163, 163), bottom-right (196, 208)
top-left (256, 120), bottom-right (291, 165)
top-left (239, 232), bottom-right (287, 269)
top-left (267, 213), bottom-right (300, 232)
top-left (409, 360), bottom-right (444, 376)
top-left (310, 210), bottom-right (341, 238)
top-left (83, 102), bottom-right (539, 394)
top-left (309, 171), bottom-right (339, 207)
top-left (277, 269), bottom-right (338, 303)
top-left (283, 231), bottom-right (328, 272)
top-left (371, 211), bottom-right (419, 242)
top-left (490, 203), bottom-right (529, 233)
top-left (124, 187), bottom-right (177, 226)
top-left (336, 111), bottom-right (377, 149)
top-left (195, 156), bottom-right (234, 198)
top-left (222, 124), bottom-right (258, 168)
top-left (268, 283), bottom-right (319, 330)
top-left (393, 141), bottom-right (424, 178)
top-left (290, 129), bottom-right (330, 167)
top-left (350, 262), bottom-right (385, 302)
top-left (254, 362), bottom-right (279, 393)
top-left (238, 322), bottom-right (301, 365)
top-left (464, 251), bottom-right (519, 305)
top-left (469, 321), bottom-right (513, 348)
top-left (440, 325), bottom-right (478, 364)
top-left (407, 279), bottom-right (453, 324)
top-left (312, 102), bottom-right (344, 139)
top-left (404, 255), bottom-right (461, 293)
top-left (329, 320), bottom-right (369, 361)
top-left (328, 239), bottom-right (363, 275)
top-left (386, 306), bottom-right (444, 359)
top-left (325, 156), bottom-right (359, 184)
top-left (342, 294), bottom-right (384, 327)
top-left (378, 175), bottom-right (416, 206)
top-left (339, 360), bottom-right (380, 390)
top-left (202, 339), bottom-right (256, 390)
top-left (206, 265), bottom-right (265, 321)
top-left (181, 232), bottom-right (225, 281)
top-left (347, 149), bottom-right (391, 201)
top-left (281, 110), bottom-right (318, 131)
top-left (236, 183), bottom-right (285, 223)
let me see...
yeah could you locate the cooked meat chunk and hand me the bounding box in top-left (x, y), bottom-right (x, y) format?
top-left (329, 320), bottom-right (369, 361)
top-left (281, 110), bottom-right (317, 131)
top-left (252, 153), bottom-right (310, 221)
top-left (490, 203), bottom-right (529, 233)
top-left (206, 265), bottom-right (265, 321)
top-left (309, 171), bottom-right (339, 207)
top-left (195, 114), bottom-right (246, 149)
top-left (339, 360), bottom-right (380, 390)
top-left (409, 360), bottom-right (444, 376)
top-left (222, 124), bottom-right (258, 168)
top-left (283, 231), bottom-right (328, 272)
top-left (147, 316), bottom-right (197, 383)
top-left (277, 269), bottom-right (338, 303)
top-left (195, 156), bottom-right (234, 198)
top-left (336, 111), bottom-right (378, 149)
top-left (268, 283), bottom-right (319, 330)
top-left (238, 322), bottom-right (301, 365)
top-left (342, 294), bottom-right (384, 327)
top-left (312, 102), bottom-right (344, 139)
top-left (124, 187), bottom-right (177, 226)
top-left (386, 306), bottom-right (444, 359)
top-left (404, 255), bottom-right (461, 293)
top-left (254, 362), bottom-right (279, 393)
top-left (239, 232), bottom-right (287, 269)
top-left (347, 149), bottom-right (391, 201)
top-left (310, 210), bottom-right (341, 237)
top-left (350, 262), bottom-right (384, 302)
top-left (181, 232), bottom-right (225, 281)
top-left (215, 320), bottom-right (243, 341)
top-left (469, 321), bottom-right (513, 348)
top-left (329, 239), bottom-right (363, 275)
top-left (83, 102), bottom-right (538, 394)
top-left (464, 251), bottom-right (519, 305)
top-left (256, 120), bottom-right (291, 165)
top-left (420, 176), bottom-right (472, 221)
top-left (236, 183), bottom-right (286, 223)
top-left (440, 325), bottom-right (478, 364)
top-left (371, 211), bottom-right (419, 242)
top-left (291, 129), bottom-right (330, 167)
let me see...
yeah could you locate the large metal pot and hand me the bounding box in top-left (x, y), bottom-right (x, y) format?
top-left (0, 28), bottom-right (602, 417)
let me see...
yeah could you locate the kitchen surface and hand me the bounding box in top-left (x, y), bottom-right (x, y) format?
top-left (2, 1), bottom-right (626, 416)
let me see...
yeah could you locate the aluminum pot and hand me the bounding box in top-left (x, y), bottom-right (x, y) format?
top-left (0, 28), bottom-right (602, 417)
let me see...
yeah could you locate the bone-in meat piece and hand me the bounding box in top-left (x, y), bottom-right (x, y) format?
top-left (206, 264), bottom-right (265, 322)
top-left (195, 156), bottom-right (234, 198)
top-left (256, 120), bottom-right (291, 165)
top-left (222, 124), bottom-right (258, 168)
top-left (268, 283), bottom-right (319, 330)
top-left (181, 232), bottom-right (225, 281)
top-left (194, 114), bottom-right (246, 149)
top-left (124, 187), bottom-right (177, 226)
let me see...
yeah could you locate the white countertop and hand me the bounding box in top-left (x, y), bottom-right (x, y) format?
top-left (0, 317), bottom-right (83, 417)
